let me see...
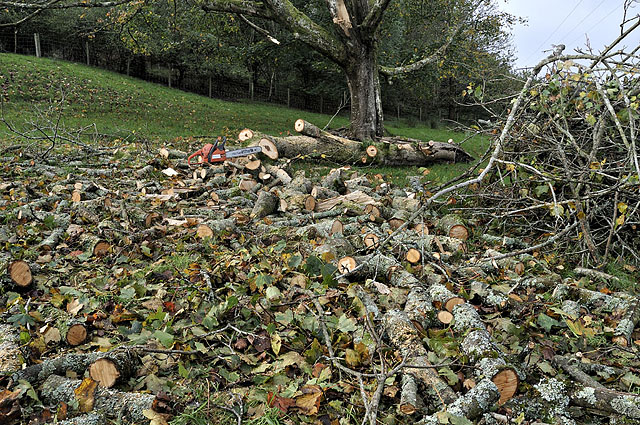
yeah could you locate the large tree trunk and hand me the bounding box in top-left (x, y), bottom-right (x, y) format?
top-left (344, 41), bottom-right (384, 141)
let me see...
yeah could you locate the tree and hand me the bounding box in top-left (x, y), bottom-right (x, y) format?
top-left (1, 0), bottom-right (514, 140)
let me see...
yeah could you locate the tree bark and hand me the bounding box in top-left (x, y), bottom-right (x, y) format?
top-left (344, 41), bottom-right (384, 140)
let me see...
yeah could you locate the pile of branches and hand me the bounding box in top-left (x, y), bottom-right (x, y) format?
top-left (472, 36), bottom-right (640, 266)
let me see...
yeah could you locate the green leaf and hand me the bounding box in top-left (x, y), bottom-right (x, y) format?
top-left (254, 273), bottom-right (274, 289)
top-left (119, 287), bottom-right (136, 301)
top-left (288, 254), bottom-right (303, 268)
top-left (153, 330), bottom-right (174, 348)
top-left (178, 362), bottom-right (189, 379)
top-left (537, 313), bottom-right (561, 332)
top-left (266, 286), bottom-right (281, 301)
top-left (275, 309), bottom-right (294, 325)
top-left (337, 314), bottom-right (357, 333)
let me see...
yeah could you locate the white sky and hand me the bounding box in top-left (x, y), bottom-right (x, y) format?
top-left (499, 0), bottom-right (640, 69)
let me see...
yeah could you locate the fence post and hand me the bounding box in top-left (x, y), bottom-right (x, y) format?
top-left (249, 79), bottom-right (254, 101)
top-left (287, 88), bottom-right (290, 108)
top-left (397, 104), bottom-right (400, 120)
top-left (168, 66), bottom-right (172, 88)
top-left (320, 96), bottom-right (323, 114)
top-left (209, 76), bottom-right (212, 98)
top-left (14, 27), bottom-right (18, 53)
top-left (34, 33), bottom-right (41, 58)
top-left (419, 107), bottom-right (422, 122)
top-left (85, 41), bottom-right (90, 66)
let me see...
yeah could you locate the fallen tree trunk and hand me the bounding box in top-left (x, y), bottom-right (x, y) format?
top-left (41, 374), bottom-right (156, 423)
top-left (243, 120), bottom-right (473, 166)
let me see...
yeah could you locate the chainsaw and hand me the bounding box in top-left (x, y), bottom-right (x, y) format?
top-left (187, 137), bottom-right (262, 166)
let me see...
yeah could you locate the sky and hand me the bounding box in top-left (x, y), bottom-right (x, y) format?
top-left (498, 0), bottom-right (640, 69)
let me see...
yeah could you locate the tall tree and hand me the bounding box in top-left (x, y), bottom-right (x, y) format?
top-left (1, 0), bottom-right (513, 140)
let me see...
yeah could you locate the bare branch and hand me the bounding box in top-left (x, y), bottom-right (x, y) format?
top-left (359, 0), bottom-right (392, 33)
top-left (238, 14), bottom-right (280, 44)
top-left (379, 18), bottom-right (464, 77)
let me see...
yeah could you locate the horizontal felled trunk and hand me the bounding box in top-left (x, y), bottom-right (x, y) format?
top-left (41, 374), bottom-right (156, 423)
top-left (242, 121), bottom-right (473, 166)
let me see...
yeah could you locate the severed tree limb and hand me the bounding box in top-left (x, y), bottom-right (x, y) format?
top-left (41, 374), bottom-right (156, 423)
top-left (417, 379), bottom-right (500, 424)
top-left (0, 324), bottom-right (22, 377)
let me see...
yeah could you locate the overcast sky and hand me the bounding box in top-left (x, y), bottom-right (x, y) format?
top-left (498, 0), bottom-right (640, 69)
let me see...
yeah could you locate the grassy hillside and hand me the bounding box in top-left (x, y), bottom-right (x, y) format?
top-left (0, 53), bottom-right (490, 183)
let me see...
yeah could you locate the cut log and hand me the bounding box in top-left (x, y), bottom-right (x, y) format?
top-left (444, 297), bottom-right (465, 312)
top-left (257, 137), bottom-right (280, 161)
top-left (363, 233), bottom-right (380, 250)
top-left (384, 310), bottom-right (458, 406)
top-left (293, 119), bottom-right (472, 166)
top-left (311, 186), bottom-right (340, 200)
top-left (437, 310), bottom-right (454, 324)
top-left (406, 248), bottom-right (421, 264)
top-left (81, 235), bottom-right (110, 257)
top-left (251, 190), bottom-right (279, 219)
top-left (66, 323), bottom-right (89, 346)
top-left (238, 178), bottom-right (258, 191)
top-left (304, 195), bottom-right (316, 212)
top-left (492, 368), bottom-right (519, 405)
top-left (159, 147), bottom-right (187, 159)
top-left (330, 220), bottom-right (344, 236)
top-left (238, 128), bottom-right (254, 141)
top-left (196, 219), bottom-right (236, 238)
top-left (399, 373), bottom-right (418, 415)
top-left (389, 218), bottom-right (405, 231)
top-left (88, 351), bottom-right (140, 388)
top-left (366, 145), bottom-right (378, 158)
top-left (337, 256), bottom-right (357, 274)
top-left (11, 351), bottom-right (113, 385)
top-left (245, 159), bottom-right (261, 171)
top-left (41, 374), bottom-right (156, 423)
top-left (7, 260), bottom-right (33, 289)
top-left (436, 214), bottom-right (469, 240)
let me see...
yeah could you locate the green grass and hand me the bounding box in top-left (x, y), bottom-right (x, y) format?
top-left (0, 53), bottom-right (490, 186)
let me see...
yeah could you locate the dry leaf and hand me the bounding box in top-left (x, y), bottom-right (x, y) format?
top-left (295, 385), bottom-right (322, 415)
top-left (74, 378), bottom-right (98, 413)
top-left (161, 168), bottom-right (178, 177)
top-left (143, 408), bottom-right (169, 425)
top-left (67, 299), bottom-right (84, 316)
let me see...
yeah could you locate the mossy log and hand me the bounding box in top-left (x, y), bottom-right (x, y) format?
top-left (11, 351), bottom-right (108, 385)
top-left (88, 350), bottom-right (141, 388)
top-left (41, 374), bottom-right (156, 423)
top-left (384, 310), bottom-right (458, 406)
top-left (417, 379), bottom-right (500, 424)
top-left (0, 324), bottom-right (22, 376)
top-left (250, 190), bottom-right (279, 219)
top-left (351, 253), bottom-right (443, 287)
top-left (461, 330), bottom-right (521, 405)
top-left (404, 286), bottom-right (436, 330)
top-left (435, 214), bottom-right (469, 240)
top-left (55, 413), bottom-right (106, 425)
top-left (241, 120), bottom-right (474, 166)
top-left (399, 373), bottom-right (419, 415)
top-left (3, 259), bottom-right (33, 289)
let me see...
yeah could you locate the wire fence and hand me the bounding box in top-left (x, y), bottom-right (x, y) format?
top-left (1, 30), bottom-right (466, 124)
